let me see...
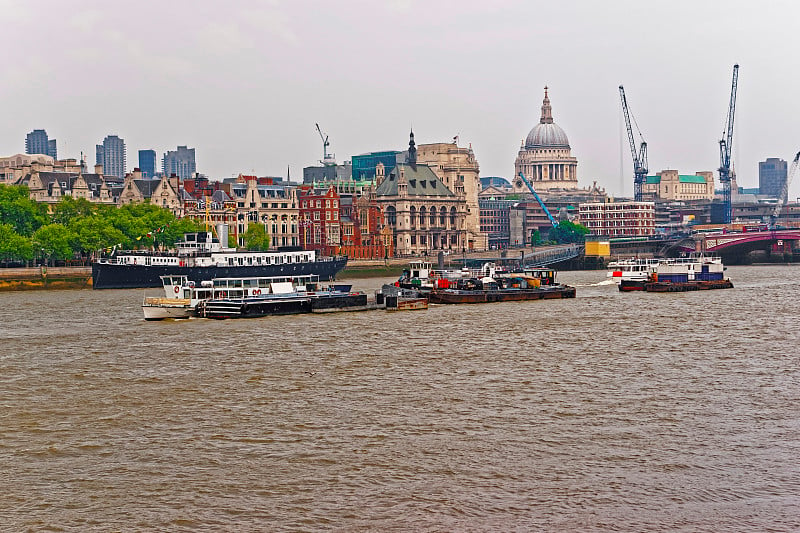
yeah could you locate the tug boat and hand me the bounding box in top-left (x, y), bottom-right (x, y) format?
top-left (607, 257), bottom-right (662, 291)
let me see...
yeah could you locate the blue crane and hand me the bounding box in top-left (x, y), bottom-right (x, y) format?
top-left (619, 85), bottom-right (648, 202)
top-left (719, 64), bottom-right (739, 224)
top-left (518, 172), bottom-right (558, 228)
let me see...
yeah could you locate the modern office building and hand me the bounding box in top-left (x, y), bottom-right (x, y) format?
top-left (138, 149), bottom-right (158, 178)
top-left (25, 129), bottom-right (57, 159)
top-left (162, 146), bottom-right (196, 179)
top-left (479, 198), bottom-right (516, 248)
top-left (759, 157), bottom-right (788, 201)
top-left (96, 135), bottom-right (126, 178)
top-left (302, 161), bottom-right (351, 183)
top-left (350, 151), bottom-right (401, 181)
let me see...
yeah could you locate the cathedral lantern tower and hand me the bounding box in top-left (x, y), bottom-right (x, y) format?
top-left (513, 87), bottom-right (578, 192)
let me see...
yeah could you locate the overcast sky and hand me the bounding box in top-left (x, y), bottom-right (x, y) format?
top-left (3, 0), bottom-right (799, 198)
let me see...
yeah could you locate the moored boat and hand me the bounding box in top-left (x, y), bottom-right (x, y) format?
top-left (94, 225), bottom-right (347, 289)
top-left (142, 275), bottom-right (214, 320)
top-left (198, 276), bottom-right (367, 319)
top-left (427, 266), bottom-right (576, 304)
top-left (376, 284), bottom-right (428, 311)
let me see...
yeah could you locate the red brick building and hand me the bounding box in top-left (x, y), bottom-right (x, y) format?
top-left (298, 186), bottom-right (341, 253)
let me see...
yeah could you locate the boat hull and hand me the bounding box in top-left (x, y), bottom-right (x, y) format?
top-left (92, 258), bottom-right (348, 290)
top-left (619, 280), bottom-right (647, 292)
top-left (142, 304), bottom-right (194, 320)
top-left (428, 285), bottom-right (576, 304)
top-left (200, 291), bottom-right (368, 319)
top-left (644, 280), bottom-right (734, 292)
top-left (201, 296), bottom-right (313, 319)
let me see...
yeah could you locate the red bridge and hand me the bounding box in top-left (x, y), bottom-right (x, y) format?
top-left (698, 229), bottom-right (800, 261)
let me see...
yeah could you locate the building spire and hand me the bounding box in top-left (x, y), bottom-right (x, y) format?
top-left (407, 129), bottom-right (417, 167)
top-left (540, 86), bottom-right (553, 124)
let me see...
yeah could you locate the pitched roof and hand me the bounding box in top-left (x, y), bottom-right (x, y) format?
top-left (376, 163), bottom-right (454, 197)
top-left (134, 179), bottom-right (159, 197)
top-left (211, 190), bottom-right (231, 202)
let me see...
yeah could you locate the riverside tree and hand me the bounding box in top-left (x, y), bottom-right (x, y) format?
top-left (243, 223), bottom-right (271, 251)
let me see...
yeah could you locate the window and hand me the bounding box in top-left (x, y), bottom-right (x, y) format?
top-left (314, 211), bottom-right (320, 220)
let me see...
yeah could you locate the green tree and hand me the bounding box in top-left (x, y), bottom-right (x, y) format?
top-left (243, 223), bottom-right (271, 251)
top-left (51, 196), bottom-right (96, 225)
top-left (530, 229), bottom-right (541, 246)
top-left (0, 184), bottom-right (47, 236)
top-left (0, 223), bottom-right (34, 263)
top-left (69, 216), bottom-right (128, 257)
top-left (548, 220), bottom-right (590, 244)
top-left (32, 224), bottom-right (75, 265)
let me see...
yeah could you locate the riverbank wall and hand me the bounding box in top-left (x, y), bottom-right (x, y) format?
top-left (0, 267), bottom-right (92, 291)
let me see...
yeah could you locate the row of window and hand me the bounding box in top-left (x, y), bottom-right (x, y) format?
top-left (301, 199), bottom-right (339, 209)
top-left (580, 213), bottom-right (654, 219)
top-left (409, 234), bottom-right (460, 245)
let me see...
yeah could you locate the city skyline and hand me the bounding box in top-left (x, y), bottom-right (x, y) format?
top-left (3, 1), bottom-right (800, 198)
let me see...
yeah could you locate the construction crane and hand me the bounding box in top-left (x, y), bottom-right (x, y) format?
top-left (769, 151), bottom-right (800, 228)
top-left (719, 64), bottom-right (739, 224)
top-left (518, 172), bottom-right (558, 228)
top-left (619, 85), bottom-right (648, 202)
top-left (315, 123), bottom-right (336, 166)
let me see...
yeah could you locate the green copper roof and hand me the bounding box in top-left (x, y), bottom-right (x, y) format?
top-left (645, 175), bottom-right (707, 184)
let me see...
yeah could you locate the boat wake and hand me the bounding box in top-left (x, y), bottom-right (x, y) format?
top-left (574, 279), bottom-right (616, 288)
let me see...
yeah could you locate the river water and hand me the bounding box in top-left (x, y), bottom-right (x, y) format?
top-left (1, 266), bottom-right (799, 531)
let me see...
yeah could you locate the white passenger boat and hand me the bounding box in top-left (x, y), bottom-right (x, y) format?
top-left (142, 274), bottom-right (322, 320)
top-left (142, 275), bottom-right (214, 320)
top-left (607, 257), bottom-right (662, 290)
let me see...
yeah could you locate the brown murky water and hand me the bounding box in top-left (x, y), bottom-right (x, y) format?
top-left (1, 266), bottom-right (799, 531)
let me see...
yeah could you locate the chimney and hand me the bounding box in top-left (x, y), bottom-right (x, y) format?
top-left (375, 162), bottom-right (385, 187)
top-left (94, 164), bottom-right (103, 175)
